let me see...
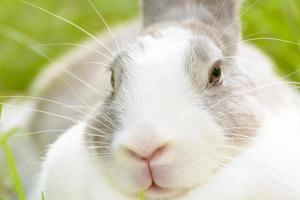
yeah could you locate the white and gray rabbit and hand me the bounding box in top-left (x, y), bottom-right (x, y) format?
top-left (37, 0), bottom-right (300, 199)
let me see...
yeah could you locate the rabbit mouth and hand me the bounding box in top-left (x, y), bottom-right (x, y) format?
top-left (143, 183), bottom-right (189, 199)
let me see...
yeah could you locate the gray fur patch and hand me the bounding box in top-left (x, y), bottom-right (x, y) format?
top-left (143, 0), bottom-right (241, 54)
top-left (185, 36), bottom-right (213, 89)
top-left (85, 95), bottom-right (120, 156)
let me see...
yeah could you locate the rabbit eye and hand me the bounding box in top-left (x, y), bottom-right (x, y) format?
top-left (208, 60), bottom-right (223, 86)
top-left (111, 70), bottom-right (115, 90)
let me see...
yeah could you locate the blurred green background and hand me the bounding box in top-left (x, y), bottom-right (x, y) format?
top-left (0, 0), bottom-right (139, 95)
top-left (0, 0), bottom-right (300, 96)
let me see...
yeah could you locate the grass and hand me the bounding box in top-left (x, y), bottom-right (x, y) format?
top-left (41, 192), bottom-right (45, 200)
top-left (242, 0), bottom-right (300, 80)
top-left (1, 104), bottom-right (26, 200)
top-left (2, 139), bottom-right (26, 200)
top-left (0, 0), bottom-right (299, 200)
top-left (139, 191), bottom-right (146, 200)
top-left (0, 0), bottom-right (138, 94)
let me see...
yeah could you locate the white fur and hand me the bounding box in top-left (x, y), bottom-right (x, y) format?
top-left (41, 24), bottom-right (300, 199)
top-left (105, 28), bottom-right (228, 198)
top-left (42, 110), bottom-right (300, 200)
top-left (42, 124), bottom-right (132, 200)
top-left (184, 110), bottom-right (300, 200)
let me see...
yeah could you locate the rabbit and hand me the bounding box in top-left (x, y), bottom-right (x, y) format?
top-left (40, 0), bottom-right (300, 199)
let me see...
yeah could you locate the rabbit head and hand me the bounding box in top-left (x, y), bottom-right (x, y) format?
top-left (86, 0), bottom-right (264, 199)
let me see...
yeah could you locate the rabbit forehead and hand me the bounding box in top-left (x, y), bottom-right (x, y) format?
top-left (122, 28), bottom-right (192, 104)
top-left (121, 26), bottom-right (221, 83)
top-left (113, 27), bottom-right (223, 117)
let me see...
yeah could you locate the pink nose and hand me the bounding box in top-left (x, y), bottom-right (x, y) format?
top-left (125, 144), bottom-right (168, 162)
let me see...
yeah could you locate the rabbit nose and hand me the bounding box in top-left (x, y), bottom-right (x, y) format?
top-left (125, 143), bottom-right (168, 162)
top-left (118, 121), bottom-right (170, 161)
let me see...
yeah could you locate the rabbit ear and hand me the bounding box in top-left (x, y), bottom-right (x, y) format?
top-left (142, 0), bottom-right (179, 27)
top-left (143, 0), bottom-right (242, 53)
top-left (143, 0), bottom-right (242, 27)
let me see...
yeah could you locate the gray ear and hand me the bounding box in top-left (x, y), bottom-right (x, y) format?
top-left (143, 0), bottom-right (242, 54)
top-left (143, 0), bottom-right (242, 27)
top-left (142, 0), bottom-right (180, 27)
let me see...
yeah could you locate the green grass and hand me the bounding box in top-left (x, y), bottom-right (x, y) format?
top-left (0, 0), bottom-right (138, 94)
top-left (0, 0), bottom-right (300, 200)
top-left (0, 104), bottom-right (25, 200)
top-left (242, 0), bottom-right (300, 80)
top-left (41, 192), bottom-right (45, 200)
top-left (2, 139), bottom-right (26, 200)
top-left (139, 191), bottom-right (146, 200)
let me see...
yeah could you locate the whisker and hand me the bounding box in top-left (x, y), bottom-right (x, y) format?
top-left (207, 80), bottom-right (293, 110)
top-left (14, 129), bottom-right (65, 137)
top-left (22, 0), bottom-right (114, 55)
top-left (57, 78), bottom-right (94, 110)
top-left (0, 95), bottom-right (89, 114)
top-left (84, 61), bottom-right (110, 67)
top-left (1, 25), bottom-right (113, 99)
top-left (84, 141), bottom-right (112, 146)
top-left (224, 37), bottom-right (300, 50)
top-left (0, 102), bottom-right (115, 137)
top-left (217, 0), bottom-right (262, 43)
top-left (38, 42), bottom-right (111, 60)
top-left (87, 0), bottom-right (121, 51)
top-left (85, 132), bottom-right (113, 140)
top-left (242, 31), bottom-right (266, 39)
top-left (0, 95), bottom-right (117, 132)
top-left (211, 0), bottom-right (226, 28)
top-left (86, 147), bottom-right (111, 151)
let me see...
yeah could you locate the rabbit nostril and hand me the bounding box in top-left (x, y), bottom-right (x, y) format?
top-left (124, 144), bottom-right (168, 162)
top-left (144, 145), bottom-right (166, 162)
top-left (125, 148), bottom-right (142, 159)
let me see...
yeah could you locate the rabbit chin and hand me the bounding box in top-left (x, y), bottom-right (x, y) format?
top-left (104, 160), bottom-right (224, 200)
top-left (105, 158), bottom-right (225, 200)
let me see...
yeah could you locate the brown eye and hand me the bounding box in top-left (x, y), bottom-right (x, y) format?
top-left (209, 60), bottom-right (223, 86)
top-left (111, 70), bottom-right (115, 90)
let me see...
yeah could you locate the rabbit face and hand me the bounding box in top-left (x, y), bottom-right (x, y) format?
top-left (86, 24), bottom-right (263, 199)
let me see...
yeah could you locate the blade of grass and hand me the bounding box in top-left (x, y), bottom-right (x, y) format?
top-left (41, 191), bottom-right (45, 200)
top-left (1, 139), bottom-right (27, 200)
top-left (1, 104), bottom-right (26, 200)
top-left (0, 104), bottom-right (2, 200)
top-left (0, 128), bottom-right (19, 145)
top-left (139, 191), bottom-right (146, 200)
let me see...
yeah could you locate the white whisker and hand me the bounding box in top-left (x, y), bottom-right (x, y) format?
top-left (22, 0), bottom-right (114, 55)
top-left (87, 0), bottom-right (121, 51)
